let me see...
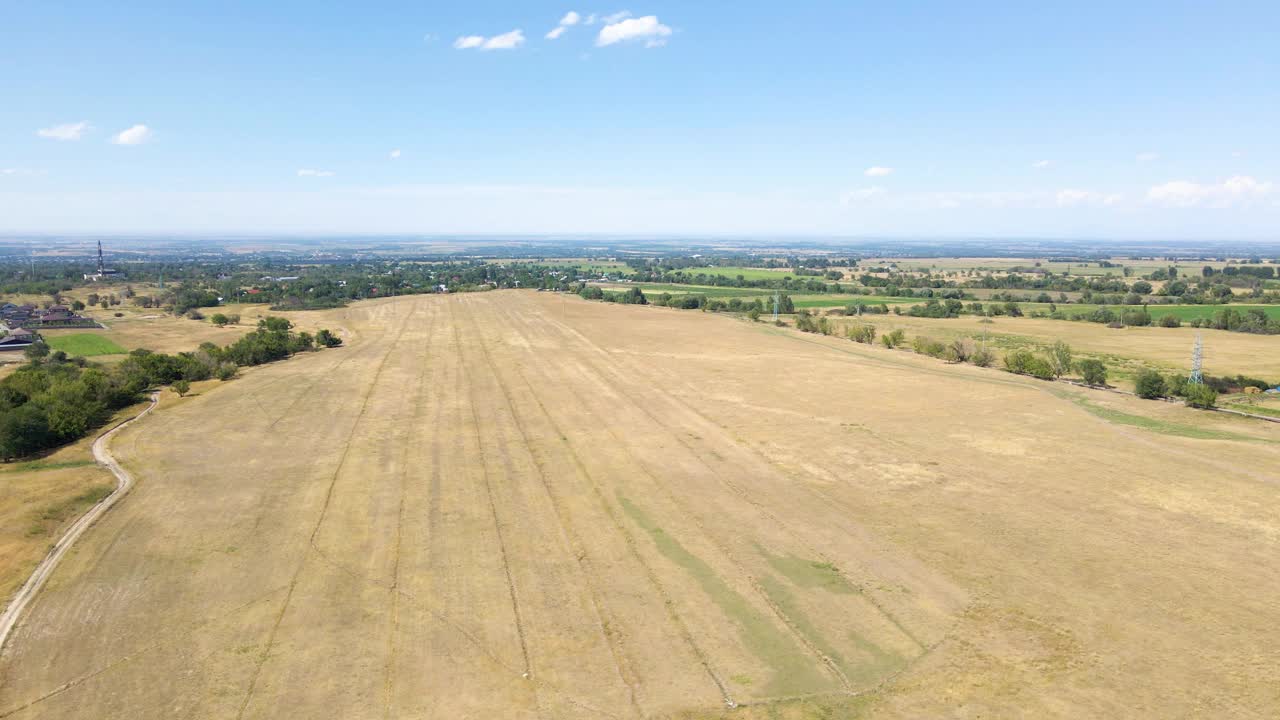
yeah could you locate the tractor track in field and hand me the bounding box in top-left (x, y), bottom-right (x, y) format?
top-left (461, 298), bottom-right (647, 719)
top-left (234, 302), bottom-right (420, 720)
top-left (480, 300), bottom-right (737, 710)
top-left (493, 302), bottom-right (859, 695)
top-left (449, 302), bottom-right (543, 718)
top-left (381, 301), bottom-right (438, 719)
top-left (534, 304), bottom-right (930, 650)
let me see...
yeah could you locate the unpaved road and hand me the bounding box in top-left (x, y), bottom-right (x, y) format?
top-left (0, 393), bottom-right (158, 652)
top-left (1, 292), bottom-right (1278, 719)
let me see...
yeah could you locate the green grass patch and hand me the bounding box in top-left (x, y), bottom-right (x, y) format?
top-left (789, 295), bottom-right (923, 309)
top-left (618, 494), bottom-right (830, 696)
top-left (1010, 302), bottom-right (1280, 322)
top-left (1, 459), bottom-right (95, 473)
top-left (44, 333), bottom-right (127, 357)
top-left (27, 484), bottom-right (113, 537)
top-left (1060, 393), bottom-right (1259, 442)
top-left (600, 283), bottom-right (774, 297)
top-left (1226, 402), bottom-right (1280, 418)
top-left (676, 266), bottom-right (800, 281)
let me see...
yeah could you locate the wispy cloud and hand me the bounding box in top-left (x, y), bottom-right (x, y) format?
top-left (560, 11), bottom-right (581, 26)
top-left (1147, 176), bottom-right (1274, 208)
top-left (546, 26), bottom-right (567, 39)
top-left (455, 29), bottom-right (525, 50)
top-left (111, 124), bottom-right (152, 145)
top-left (297, 169), bottom-right (336, 177)
top-left (864, 166), bottom-right (893, 177)
top-left (389, 149), bottom-right (401, 160)
top-left (1033, 160), bottom-right (1051, 169)
top-left (1136, 151), bottom-right (1160, 163)
top-left (601, 11), bottom-right (632, 24)
top-left (596, 15), bottom-right (671, 47)
top-left (2, 168), bottom-right (47, 176)
top-left (37, 121), bottom-right (90, 141)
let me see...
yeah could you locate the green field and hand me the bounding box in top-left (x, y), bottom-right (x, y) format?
top-left (597, 282), bottom-right (774, 297)
top-left (673, 265), bottom-right (800, 281)
top-left (1012, 302), bottom-right (1280, 322)
top-left (43, 333), bottom-right (128, 356)
top-left (789, 294), bottom-right (924, 309)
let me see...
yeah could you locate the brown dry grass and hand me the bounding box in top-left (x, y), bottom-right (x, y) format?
top-left (0, 403), bottom-right (150, 607)
top-left (1, 291), bottom-right (1277, 719)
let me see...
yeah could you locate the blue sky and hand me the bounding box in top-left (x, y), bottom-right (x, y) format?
top-left (2, 1), bottom-right (1278, 238)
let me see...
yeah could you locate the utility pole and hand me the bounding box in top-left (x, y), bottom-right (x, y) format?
top-left (1189, 333), bottom-right (1203, 385)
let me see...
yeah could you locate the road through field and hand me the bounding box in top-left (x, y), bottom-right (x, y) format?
top-left (0, 394), bottom-right (157, 654)
top-left (2, 291), bottom-right (1278, 719)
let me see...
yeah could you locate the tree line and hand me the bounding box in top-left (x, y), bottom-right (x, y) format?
top-left (0, 317), bottom-right (341, 460)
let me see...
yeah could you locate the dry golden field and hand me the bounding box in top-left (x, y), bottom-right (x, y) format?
top-left (1, 291), bottom-right (1278, 719)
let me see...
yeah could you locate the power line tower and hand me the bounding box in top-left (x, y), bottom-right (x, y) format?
top-left (1189, 333), bottom-right (1204, 385)
top-left (96, 238), bottom-right (106, 275)
top-left (772, 290), bottom-right (780, 322)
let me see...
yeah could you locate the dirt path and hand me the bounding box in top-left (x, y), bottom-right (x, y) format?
top-left (0, 393), bottom-right (159, 653)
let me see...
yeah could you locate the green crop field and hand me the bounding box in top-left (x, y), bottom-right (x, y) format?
top-left (597, 282), bottom-right (774, 297)
top-left (788, 294), bottom-right (924, 309)
top-left (43, 333), bottom-right (128, 357)
top-left (1011, 302), bottom-right (1280, 322)
top-left (674, 265), bottom-right (799, 281)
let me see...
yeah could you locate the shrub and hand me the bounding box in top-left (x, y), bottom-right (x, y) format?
top-left (1165, 374), bottom-right (1189, 397)
top-left (1003, 349), bottom-right (1054, 379)
top-left (946, 338), bottom-right (972, 363)
top-left (880, 329), bottom-right (905, 348)
top-left (172, 379), bottom-right (191, 397)
top-left (1077, 359), bottom-right (1108, 386)
top-left (1049, 340), bottom-right (1073, 378)
top-left (911, 336), bottom-right (947, 358)
top-left (1134, 369), bottom-right (1166, 399)
top-left (847, 324), bottom-right (876, 344)
top-left (970, 347), bottom-right (994, 367)
top-left (1183, 383), bottom-right (1218, 409)
top-left (1159, 314), bottom-right (1182, 328)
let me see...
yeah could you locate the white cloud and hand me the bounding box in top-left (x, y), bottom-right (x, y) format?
top-left (483, 29), bottom-right (525, 50)
top-left (584, 13), bottom-right (598, 25)
top-left (2, 168), bottom-right (46, 176)
top-left (297, 169), bottom-right (336, 177)
top-left (560, 11), bottom-right (581, 26)
top-left (546, 26), bottom-right (567, 39)
top-left (601, 11), bottom-right (632, 24)
top-left (1147, 176), bottom-right (1274, 208)
top-left (596, 15), bottom-right (671, 47)
top-left (1136, 151), bottom-right (1160, 163)
top-left (456, 29), bottom-right (525, 50)
top-left (37, 121), bottom-right (90, 141)
top-left (389, 149), bottom-right (401, 160)
top-left (1033, 160), bottom-right (1051, 169)
top-left (111, 124), bottom-right (152, 145)
top-left (864, 166), bottom-right (893, 177)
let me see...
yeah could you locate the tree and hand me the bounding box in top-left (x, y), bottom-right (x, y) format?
top-left (24, 342), bottom-right (49, 362)
top-left (747, 307), bottom-right (761, 322)
top-left (1183, 383), bottom-right (1217, 409)
top-left (1077, 359), bottom-right (1108, 386)
top-left (172, 379), bottom-right (191, 397)
top-left (210, 313), bottom-right (230, 326)
top-left (1134, 369), bottom-right (1166, 399)
top-left (1049, 341), bottom-right (1073, 378)
top-left (1130, 280), bottom-right (1153, 294)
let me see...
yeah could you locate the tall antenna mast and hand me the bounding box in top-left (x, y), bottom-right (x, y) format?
top-left (97, 238), bottom-right (105, 274)
top-left (1189, 333), bottom-right (1203, 385)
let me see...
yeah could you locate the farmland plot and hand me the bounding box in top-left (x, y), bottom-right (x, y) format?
top-left (1, 291), bottom-right (1278, 719)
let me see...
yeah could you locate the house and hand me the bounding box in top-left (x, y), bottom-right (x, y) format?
top-left (0, 328), bottom-right (37, 351)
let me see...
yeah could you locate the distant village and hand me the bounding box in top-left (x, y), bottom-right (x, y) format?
top-left (0, 303), bottom-right (102, 352)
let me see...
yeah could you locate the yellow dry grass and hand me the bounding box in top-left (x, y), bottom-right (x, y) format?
top-left (1, 291), bottom-right (1277, 719)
